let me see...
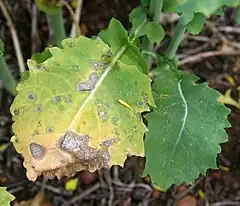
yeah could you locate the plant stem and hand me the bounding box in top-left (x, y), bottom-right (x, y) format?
top-left (69, 0), bottom-right (83, 37)
top-left (61, 0), bottom-right (81, 37)
top-left (0, 56), bottom-right (16, 95)
top-left (0, 0), bottom-right (25, 73)
top-left (144, 0), bottom-right (163, 67)
top-left (165, 17), bottom-right (187, 60)
top-left (149, 0), bottom-right (163, 23)
top-left (48, 9), bottom-right (66, 47)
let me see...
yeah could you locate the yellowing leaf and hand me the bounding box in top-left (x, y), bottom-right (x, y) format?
top-left (65, 178), bottom-right (78, 191)
top-left (11, 34), bottom-right (154, 181)
top-left (0, 187), bottom-right (15, 206)
top-left (218, 89), bottom-right (240, 109)
top-left (0, 144), bottom-right (7, 152)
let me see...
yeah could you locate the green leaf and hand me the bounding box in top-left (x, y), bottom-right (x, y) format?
top-left (144, 67), bottom-right (230, 190)
top-left (129, 8), bottom-right (165, 44)
top-left (187, 13), bottom-right (205, 34)
top-left (144, 22), bottom-right (165, 44)
top-left (31, 48), bottom-right (52, 63)
top-left (99, 18), bottom-right (148, 74)
top-left (0, 40), bottom-right (17, 95)
top-left (163, 0), bottom-right (240, 24)
top-left (141, 0), bottom-right (150, 7)
top-left (0, 187), bottom-right (15, 206)
top-left (35, 0), bottom-right (61, 15)
top-left (129, 7), bottom-right (147, 24)
top-left (0, 39), bottom-right (4, 56)
top-left (129, 7), bottom-right (148, 36)
top-left (214, 8), bottom-right (224, 16)
top-left (235, 6), bottom-right (240, 24)
top-left (11, 35), bottom-right (155, 181)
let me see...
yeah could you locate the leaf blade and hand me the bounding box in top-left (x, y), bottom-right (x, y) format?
top-left (0, 187), bottom-right (15, 206)
top-left (144, 67), bottom-right (230, 190)
top-left (11, 33), bottom-right (154, 181)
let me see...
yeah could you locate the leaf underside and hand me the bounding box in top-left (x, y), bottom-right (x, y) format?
top-left (144, 67), bottom-right (230, 190)
top-left (11, 35), bottom-right (154, 181)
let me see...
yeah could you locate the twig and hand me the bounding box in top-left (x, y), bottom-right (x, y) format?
top-left (174, 177), bottom-right (204, 200)
top-left (61, 0), bottom-right (81, 37)
top-left (70, 0), bottom-right (83, 37)
top-left (178, 43), bottom-right (209, 59)
top-left (34, 181), bottom-right (63, 194)
top-left (211, 200), bottom-right (240, 206)
top-left (218, 26), bottom-right (240, 34)
top-left (31, 3), bottom-right (39, 53)
top-left (179, 49), bottom-right (240, 65)
top-left (69, 183), bottom-right (100, 203)
top-left (0, 0), bottom-right (25, 73)
top-left (103, 170), bottom-right (114, 206)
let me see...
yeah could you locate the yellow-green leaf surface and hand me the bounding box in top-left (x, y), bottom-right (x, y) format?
top-left (11, 35), bottom-right (154, 181)
top-left (65, 178), bottom-right (78, 191)
top-left (0, 187), bottom-right (15, 206)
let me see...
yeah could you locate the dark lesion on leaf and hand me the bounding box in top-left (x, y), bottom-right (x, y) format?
top-left (29, 142), bottom-right (46, 159)
top-left (27, 130), bottom-right (113, 181)
top-left (76, 72), bottom-right (99, 92)
top-left (59, 131), bottom-right (110, 167)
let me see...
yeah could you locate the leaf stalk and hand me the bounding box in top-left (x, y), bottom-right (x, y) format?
top-left (165, 17), bottom-right (187, 60)
top-left (144, 0), bottom-right (163, 67)
top-left (48, 9), bottom-right (66, 47)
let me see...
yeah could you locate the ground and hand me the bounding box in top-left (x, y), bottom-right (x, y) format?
top-left (0, 0), bottom-right (240, 205)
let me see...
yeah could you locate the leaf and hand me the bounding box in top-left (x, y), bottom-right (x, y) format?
top-left (31, 48), bottom-right (52, 63)
top-left (235, 6), bottom-right (240, 24)
top-left (0, 187), bottom-right (15, 206)
top-left (11, 35), bottom-right (155, 181)
top-left (65, 178), bottom-right (78, 191)
top-left (218, 88), bottom-right (240, 109)
top-left (35, 0), bottom-right (61, 15)
top-left (0, 39), bottom-right (4, 56)
top-left (129, 7), bottom-right (148, 36)
top-left (187, 13), bottom-right (205, 35)
top-left (99, 18), bottom-right (148, 74)
top-left (0, 40), bottom-right (17, 95)
top-left (141, 0), bottom-right (150, 7)
top-left (144, 67), bottom-right (230, 190)
top-left (129, 9), bottom-right (165, 44)
top-left (129, 7), bottom-right (147, 24)
top-left (144, 22), bottom-right (165, 44)
top-left (163, 0), bottom-right (240, 24)
top-left (214, 8), bottom-right (224, 16)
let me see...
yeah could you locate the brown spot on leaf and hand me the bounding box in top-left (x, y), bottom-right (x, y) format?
top-left (26, 131), bottom-right (111, 181)
top-left (29, 143), bottom-right (46, 159)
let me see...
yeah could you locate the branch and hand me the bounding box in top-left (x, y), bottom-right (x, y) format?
top-left (0, 0), bottom-right (25, 73)
top-left (69, 0), bottom-right (83, 37)
top-left (179, 49), bottom-right (240, 65)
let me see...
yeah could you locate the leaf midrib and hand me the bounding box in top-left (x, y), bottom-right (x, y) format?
top-left (164, 80), bottom-right (188, 168)
top-left (67, 45), bottom-right (127, 131)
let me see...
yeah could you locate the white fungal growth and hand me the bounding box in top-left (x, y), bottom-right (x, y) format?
top-left (29, 143), bottom-right (46, 159)
top-left (76, 72), bottom-right (99, 92)
top-left (60, 131), bottom-right (89, 151)
top-left (28, 92), bottom-right (36, 101)
top-left (98, 111), bottom-right (108, 121)
top-left (52, 96), bottom-right (61, 104)
top-left (35, 105), bottom-right (43, 112)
